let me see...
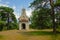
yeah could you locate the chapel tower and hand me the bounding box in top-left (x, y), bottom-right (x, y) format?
top-left (19, 8), bottom-right (29, 30)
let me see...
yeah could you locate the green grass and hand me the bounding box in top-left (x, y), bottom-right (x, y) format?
top-left (21, 31), bottom-right (54, 35)
top-left (0, 35), bottom-right (4, 39)
top-left (0, 30), bottom-right (60, 40)
top-left (20, 31), bottom-right (60, 40)
top-left (56, 32), bottom-right (60, 40)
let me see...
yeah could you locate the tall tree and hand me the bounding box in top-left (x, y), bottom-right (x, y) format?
top-left (0, 6), bottom-right (17, 30)
top-left (30, 0), bottom-right (60, 33)
top-left (54, 0), bottom-right (60, 31)
top-left (31, 8), bottom-right (52, 29)
top-left (49, 0), bottom-right (56, 33)
top-left (30, 0), bottom-right (52, 29)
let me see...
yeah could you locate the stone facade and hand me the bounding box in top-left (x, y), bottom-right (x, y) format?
top-left (19, 8), bottom-right (29, 30)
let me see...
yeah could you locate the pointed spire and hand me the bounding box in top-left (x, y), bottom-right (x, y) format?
top-left (21, 8), bottom-right (26, 16)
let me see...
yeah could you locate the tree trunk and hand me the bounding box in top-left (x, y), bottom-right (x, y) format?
top-left (7, 13), bottom-right (10, 30)
top-left (49, 0), bottom-right (56, 34)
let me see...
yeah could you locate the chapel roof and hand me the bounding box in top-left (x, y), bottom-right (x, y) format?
top-left (19, 8), bottom-right (29, 22)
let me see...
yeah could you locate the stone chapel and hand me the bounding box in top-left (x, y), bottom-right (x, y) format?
top-left (19, 8), bottom-right (29, 30)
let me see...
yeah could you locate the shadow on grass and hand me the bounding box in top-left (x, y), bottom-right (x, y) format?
top-left (56, 31), bottom-right (60, 34)
top-left (20, 31), bottom-right (54, 36)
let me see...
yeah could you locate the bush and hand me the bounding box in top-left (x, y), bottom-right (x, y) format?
top-left (57, 25), bottom-right (60, 32)
top-left (0, 21), bottom-right (6, 31)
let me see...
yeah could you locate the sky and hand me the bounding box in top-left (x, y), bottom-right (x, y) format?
top-left (0, 0), bottom-right (33, 19)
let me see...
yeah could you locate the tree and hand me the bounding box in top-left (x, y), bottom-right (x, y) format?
top-left (0, 6), bottom-right (17, 30)
top-left (30, 0), bottom-right (52, 29)
top-left (31, 8), bottom-right (52, 29)
top-left (49, 0), bottom-right (56, 34)
top-left (30, 0), bottom-right (60, 33)
top-left (54, 0), bottom-right (60, 32)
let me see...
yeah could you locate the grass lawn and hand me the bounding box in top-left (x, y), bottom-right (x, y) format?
top-left (56, 32), bottom-right (60, 40)
top-left (0, 29), bottom-right (59, 40)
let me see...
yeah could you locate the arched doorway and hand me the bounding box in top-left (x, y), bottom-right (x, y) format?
top-left (22, 23), bottom-right (26, 29)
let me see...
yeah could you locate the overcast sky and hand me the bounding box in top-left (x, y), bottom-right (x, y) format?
top-left (0, 0), bottom-right (33, 19)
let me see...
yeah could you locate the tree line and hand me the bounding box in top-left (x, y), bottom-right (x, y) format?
top-left (30, 0), bottom-right (60, 33)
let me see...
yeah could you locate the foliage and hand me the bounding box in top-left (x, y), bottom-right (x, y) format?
top-left (0, 20), bottom-right (6, 31)
top-left (31, 8), bottom-right (52, 29)
top-left (30, 0), bottom-right (60, 31)
top-left (0, 6), bottom-right (17, 31)
top-left (54, 0), bottom-right (60, 31)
